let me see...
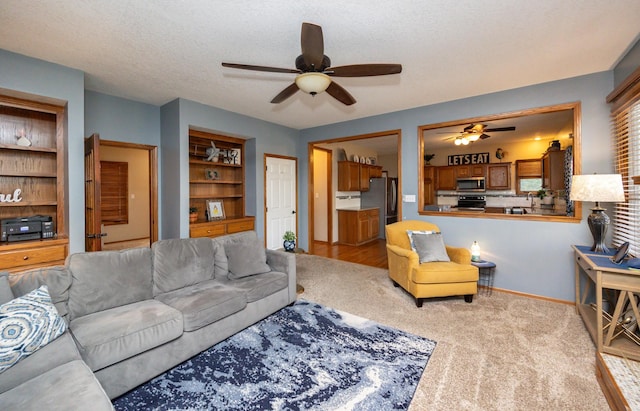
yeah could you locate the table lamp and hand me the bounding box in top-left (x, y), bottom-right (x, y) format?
top-left (569, 174), bottom-right (625, 253)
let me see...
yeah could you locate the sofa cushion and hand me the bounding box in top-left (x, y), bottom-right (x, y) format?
top-left (412, 232), bottom-right (451, 263)
top-left (225, 236), bottom-right (271, 279)
top-left (6, 266), bottom-right (72, 323)
top-left (221, 271), bottom-right (288, 302)
top-left (155, 280), bottom-right (247, 332)
top-left (152, 238), bottom-right (221, 295)
top-left (412, 262), bottom-right (479, 284)
top-left (67, 248), bottom-right (152, 320)
top-left (212, 231), bottom-right (267, 277)
top-left (0, 332), bottom-right (80, 393)
top-left (0, 286), bottom-right (66, 373)
top-left (70, 299), bottom-right (183, 371)
top-left (0, 274), bottom-right (14, 304)
top-left (0, 360), bottom-right (113, 410)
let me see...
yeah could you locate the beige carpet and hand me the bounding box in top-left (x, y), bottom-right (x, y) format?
top-left (295, 254), bottom-right (609, 411)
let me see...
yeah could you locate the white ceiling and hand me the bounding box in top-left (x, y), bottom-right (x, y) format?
top-left (1, 1), bottom-right (638, 130)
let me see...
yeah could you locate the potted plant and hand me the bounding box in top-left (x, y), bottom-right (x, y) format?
top-left (537, 189), bottom-right (554, 205)
top-left (424, 153), bottom-right (435, 165)
top-left (282, 231), bottom-right (296, 252)
top-left (189, 207), bottom-right (198, 223)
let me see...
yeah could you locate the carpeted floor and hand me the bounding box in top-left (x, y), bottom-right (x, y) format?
top-left (296, 253), bottom-right (609, 410)
top-left (113, 300), bottom-right (436, 411)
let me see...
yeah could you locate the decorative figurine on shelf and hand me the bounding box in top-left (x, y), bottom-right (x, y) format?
top-left (424, 153), bottom-right (435, 165)
top-left (15, 128), bottom-right (32, 147)
top-left (189, 207), bottom-right (198, 223)
top-left (206, 142), bottom-right (220, 162)
top-left (282, 231), bottom-right (296, 252)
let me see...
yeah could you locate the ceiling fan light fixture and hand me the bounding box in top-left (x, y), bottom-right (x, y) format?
top-left (467, 133), bottom-right (480, 142)
top-left (295, 72), bottom-right (331, 95)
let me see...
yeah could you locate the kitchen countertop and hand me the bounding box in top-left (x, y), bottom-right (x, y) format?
top-left (336, 207), bottom-right (380, 211)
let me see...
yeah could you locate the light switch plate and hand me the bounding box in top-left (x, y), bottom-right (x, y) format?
top-left (403, 194), bottom-right (416, 203)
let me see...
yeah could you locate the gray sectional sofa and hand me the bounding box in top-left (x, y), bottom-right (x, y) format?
top-left (0, 231), bottom-right (296, 409)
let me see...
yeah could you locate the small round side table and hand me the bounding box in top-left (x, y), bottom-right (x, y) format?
top-left (471, 260), bottom-right (496, 295)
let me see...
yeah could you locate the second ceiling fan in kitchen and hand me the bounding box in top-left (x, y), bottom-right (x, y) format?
top-left (443, 124), bottom-right (516, 145)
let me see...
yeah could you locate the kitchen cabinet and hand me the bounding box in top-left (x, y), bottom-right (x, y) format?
top-left (337, 161), bottom-right (382, 191)
top-left (0, 93), bottom-right (68, 271)
top-left (457, 164), bottom-right (486, 178)
top-left (359, 164), bottom-right (370, 191)
top-left (486, 163), bottom-right (511, 190)
top-left (338, 161), bottom-right (360, 191)
top-left (338, 208), bottom-right (379, 245)
top-left (423, 166), bottom-right (436, 205)
top-left (542, 150), bottom-right (565, 190)
top-left (436, 166), bottom-right (456, 190)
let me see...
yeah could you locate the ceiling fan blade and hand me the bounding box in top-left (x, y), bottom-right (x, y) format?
top-left (327, 64), bottom-right (402, 77)
top-left (326, 81), bottom-right (356, 106)
top-left (222, 62), bottom-right (300, 74)
top-left (479, 133), bottom-right (491, 139)
top-left (484, 126), bottom-right (516, 132)
top-left (301, 23), bottom-right (324, 69)
top-left (270, 83), bottom-right (300, 104)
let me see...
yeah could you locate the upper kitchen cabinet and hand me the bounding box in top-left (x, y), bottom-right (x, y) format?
top-left (435, 166), bottom-right (456, 190)
top-left (486, 163), bottom-right (511, 190)
top-left (542, 150), bottom-right (566, 190)
top-left (338, 161), bottom-right (382, 191)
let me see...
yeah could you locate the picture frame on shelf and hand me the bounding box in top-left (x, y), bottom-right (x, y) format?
top-left (206, 199), bottom-right (225, 221)
top-left (205, 168), bottom-right (220, 180)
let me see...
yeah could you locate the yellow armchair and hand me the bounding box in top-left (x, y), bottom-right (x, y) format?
top-left (385, 220), bottom-right (479, 307)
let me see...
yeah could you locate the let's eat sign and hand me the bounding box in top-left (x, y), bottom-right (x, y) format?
top-left (448, 152), bottom-right (490, 166)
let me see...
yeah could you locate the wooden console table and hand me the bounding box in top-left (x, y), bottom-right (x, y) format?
top-left (573, 245), bottom-right (640, 361)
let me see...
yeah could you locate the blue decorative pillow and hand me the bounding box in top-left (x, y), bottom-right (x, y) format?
top-left (0, 285), bottom-right (66, 373)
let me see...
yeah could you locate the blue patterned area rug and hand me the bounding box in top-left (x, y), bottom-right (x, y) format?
top-left (112, 300), bottom-right (436, 410)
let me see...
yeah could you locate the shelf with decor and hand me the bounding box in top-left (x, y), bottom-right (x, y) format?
top-left (188, 129), bottom-right (254, 238)
top-left (0, 92), bottom-right (68, 271)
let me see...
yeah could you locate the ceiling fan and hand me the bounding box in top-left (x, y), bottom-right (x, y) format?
top-left (442, 124), bottom-right (516, 145)
top-left (221, 22), bottom-right (402, 106)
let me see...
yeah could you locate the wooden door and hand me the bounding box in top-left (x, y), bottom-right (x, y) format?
top-left (84, 134), bottom-right (104, 251)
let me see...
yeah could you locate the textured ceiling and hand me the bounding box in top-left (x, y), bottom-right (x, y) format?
top-left (1, 1), bottom-right (638, 130)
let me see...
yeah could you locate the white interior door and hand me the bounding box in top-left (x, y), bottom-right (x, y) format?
top-left (265, 156), bottom-right (297, 249)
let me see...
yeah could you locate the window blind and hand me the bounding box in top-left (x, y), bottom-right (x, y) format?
top-left (611, 88), bottom-right (640, 257)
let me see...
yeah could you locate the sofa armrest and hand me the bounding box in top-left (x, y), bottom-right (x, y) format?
top-left (386, 244), bottom-right (419, 284)
top-left (445, 245), bottom-right (472, 265)
top-left (265, 249), bottom-right (296, 303)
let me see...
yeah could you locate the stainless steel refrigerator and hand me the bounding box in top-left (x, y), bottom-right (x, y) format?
top-left (360, 177), bottom-right (398, 239)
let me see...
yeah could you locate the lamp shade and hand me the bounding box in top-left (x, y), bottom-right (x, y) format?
top-left (295, 72), bottom-right (331, 95)
top-left (569, 174), bottom-right (625, 203)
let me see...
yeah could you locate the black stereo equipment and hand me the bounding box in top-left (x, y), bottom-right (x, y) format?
top-left (1, 215), bottom-right (55, 242)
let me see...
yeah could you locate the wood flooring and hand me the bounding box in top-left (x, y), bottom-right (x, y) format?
top-left (310, 239), bottom-right (388, 269)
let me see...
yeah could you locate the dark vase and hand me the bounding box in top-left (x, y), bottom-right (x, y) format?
top-left (283, 240), bottom-right (295, 252)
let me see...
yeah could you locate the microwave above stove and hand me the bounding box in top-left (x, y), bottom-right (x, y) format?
top-left (456, 177), bottom-right (485, 192)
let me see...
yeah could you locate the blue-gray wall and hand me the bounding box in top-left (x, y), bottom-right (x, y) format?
top-left (2, 40), bottom-right (638, 302)
top-left (614, 36), bottom-right (640, 87)
top-left (299, 71), bottom-right (614, 302)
